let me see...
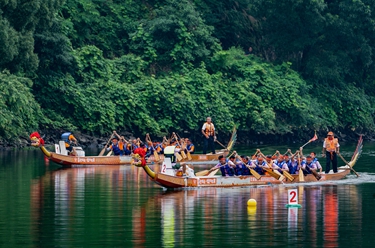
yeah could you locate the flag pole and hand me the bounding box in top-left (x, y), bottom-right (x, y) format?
top-left (300, 131), bottom-right (318, 149)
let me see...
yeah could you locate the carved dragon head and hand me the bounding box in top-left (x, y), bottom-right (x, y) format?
top-left (30, 132), bottom-right (45, 147)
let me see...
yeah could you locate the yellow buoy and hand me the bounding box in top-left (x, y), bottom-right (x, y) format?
top-left (247, 206), bottom-right (257, 215)
top-left (247, 198), bottom-right (257, 207)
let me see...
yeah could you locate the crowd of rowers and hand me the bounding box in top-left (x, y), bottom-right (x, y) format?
top-left (104, 131), bottom-right (195, 157)
top-left (210, 149), bottom-right (322, 177)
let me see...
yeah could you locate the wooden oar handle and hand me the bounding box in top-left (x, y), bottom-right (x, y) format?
top-left (215, 140), bottom-right (227, 149)
top-left (338, 153), bottom-right (360, 177)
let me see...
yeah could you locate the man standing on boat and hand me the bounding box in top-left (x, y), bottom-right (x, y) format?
top-left (322, 131), bottom-right (340, 173)
top-left (201, 117), bottom-right (216, 154)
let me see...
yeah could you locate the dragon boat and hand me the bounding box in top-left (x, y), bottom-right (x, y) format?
top-left (134, 136), bottom-right (363, 189)
top-left (29, 129), bottom-right (236, 167)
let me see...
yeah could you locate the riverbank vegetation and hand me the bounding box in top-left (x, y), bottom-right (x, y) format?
top-left (1, 0), bottom-right (374, 144)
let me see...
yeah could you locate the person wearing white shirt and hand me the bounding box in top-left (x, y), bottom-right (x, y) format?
top-left (201, 117), bottom-right (216, 154)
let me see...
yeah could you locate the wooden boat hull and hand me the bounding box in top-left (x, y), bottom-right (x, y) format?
top-left (49, 152), bottom-right (133, 166)
top-left (39, 147), bottom-right (226, 167)
top-left (149, 169), bottom-right (351, 189)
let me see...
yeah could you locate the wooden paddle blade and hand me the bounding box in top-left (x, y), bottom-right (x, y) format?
top-left (207, 169), bottom-right (219, 176)
top-left (264, 168), bottom-right (280, 180)
top-left (196, 170), bottom-right (210, 177)
top-left (187, 152), bottom-right (192, 161)
top-left (106, 151), bottom-right (112, 156)
top-left (299, 168), bottom-right (305, 182)
top-left (181, 151), bottom-right (187, 159)
top-left (283, 171), bottom-right (294, 181)
top-left (311, 170), bottom-right (322, 180)
top-left (175, 153), bottom-right (183, 161)
top-left (250, 169), bottom-right (261, 180)
top-left (98, 147), bottom-right (106, 156)
top-left (153, 150), bottom-right (160, 162)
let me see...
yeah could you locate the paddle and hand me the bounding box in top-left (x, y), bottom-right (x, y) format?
top-left (338, 153), bottom-right (360, 177)
top-left (98, 131), bottom-right (115, 156)
top-left (297, 152), bottom-right (305, 182)
top-left (299, 150), bottom-right (321, 181)
top-left (258, 153), bottom-right (283, 181)
top-left (234, 153), bottom-right (261, 180)
top-left (207, 169), bottom-right (219, 176)
top-left (215, 140), bottom-right (227, 149)
top-left (175, 132), bottom-right (193, 160)
top-left (173, 133), bottom-right (187, 159)
top-left (283, 170), bottom-right (295, 181)
top-left (146, 134), bottom-right (160, 162)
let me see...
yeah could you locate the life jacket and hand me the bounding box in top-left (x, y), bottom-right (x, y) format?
top-left (118, 141), bottom-right (124, 150)
top-left (220, 163), bottom-right (235, 176)
top-left (236, 162), bottom-right (250, 176)
top-left (110, 143), bottom-right (122, 156)
top-left (305, 162), bottom-right (315, 174)
top-left (132, 144), bottom-right (138, 150)
top-left (156, 144), bottom-right (163, 153)
top-left (288, 161), bottom-right (298, 174)
top-left (325, 138), bottom-right (338, 152)
top-left (274, 161), bottom-right (285, 172)
top-left (61, 132), bottom-right (72, 143)
top-left (203, 122), bottom-right (215, 136)
top-left (254, 160), bottom-right (266, 174)
top-left (186, 144), bottom-right (195, 153)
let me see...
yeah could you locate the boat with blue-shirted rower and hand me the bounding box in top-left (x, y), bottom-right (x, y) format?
top-left (135, 136), bottom-right (362, 189)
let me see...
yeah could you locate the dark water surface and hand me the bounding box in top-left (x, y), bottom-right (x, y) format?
top-left (1, 142), bottom-right (375, 247)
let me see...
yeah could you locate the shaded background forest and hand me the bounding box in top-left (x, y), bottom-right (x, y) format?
top-left (1, 0), bottom-right (374, 145)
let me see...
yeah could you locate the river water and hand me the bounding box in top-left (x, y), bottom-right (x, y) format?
top-left (0, 141), bottom-right (375, 247)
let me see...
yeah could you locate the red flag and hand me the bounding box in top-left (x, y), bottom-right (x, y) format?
top-left (309, 133), bottom-right (318, 142)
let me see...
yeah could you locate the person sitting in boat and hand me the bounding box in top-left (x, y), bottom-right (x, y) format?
top-left (61, 132), bottom-right (78, 155)
top-left (303, 155), bottom-right (318, 174)
top-left (145, 141), bottom-right (154, 158)
top-left (209, 155), bottom-right (227, 176)
top-left (186, 139), bottom-right (195, 154)
top-left (236, 155), bottom-right (251, 176)
top-left (227, 155), bottom-right (238, 175)
top-left (131, 139), bottom-right (139, 151)
top-left (273, 155), bottom-right (289, 173)
top-left (288, 156), bottom-right (299, 174)
top-left (284, 154), bottom-right (292, 171)
top-left (310, 152), bottom-right (322, 173)
top-left (211, 155), bottom-right (235, 177)
top-left (265, 155), bottom-right (274, 167)
top-left (106, 137), bottom-right (124, 156)
top-left (125, 143), bottom-right (132, 155)
top-left (253, 156), bottom-right (266, 175)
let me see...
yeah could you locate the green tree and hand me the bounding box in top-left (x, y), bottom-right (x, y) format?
top-left (0, 71), bottom-right (43, 140)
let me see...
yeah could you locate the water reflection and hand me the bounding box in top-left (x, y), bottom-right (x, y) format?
top-left (27, 164), bottom-right (368, 247)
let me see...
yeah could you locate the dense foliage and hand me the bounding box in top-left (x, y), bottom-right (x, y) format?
top-left (1, 0), bottom-right (375, 143)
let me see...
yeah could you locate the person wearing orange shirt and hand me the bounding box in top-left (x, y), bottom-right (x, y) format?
top-left (322, 131), bottom-right (340, 173)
